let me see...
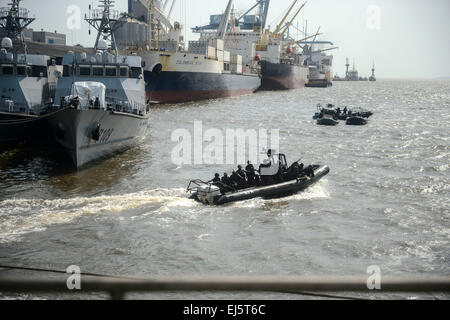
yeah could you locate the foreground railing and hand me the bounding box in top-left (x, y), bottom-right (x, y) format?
top-left (1, 276), bottom-right (449, 299)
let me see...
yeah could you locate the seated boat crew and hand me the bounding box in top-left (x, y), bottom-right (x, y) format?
top-left (187, 151), bottom-right (330, 205)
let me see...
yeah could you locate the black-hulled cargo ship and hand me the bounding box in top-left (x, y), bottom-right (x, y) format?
top-left (259, 60), bottom-right (308, 90)
top-left (117, 0), bottom-right (261, 103)
top-left (143, 55), bottom-right (261, 103)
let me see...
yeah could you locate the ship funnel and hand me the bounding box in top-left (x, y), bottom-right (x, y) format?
top-left (1, 37), bottom-right (13, 49)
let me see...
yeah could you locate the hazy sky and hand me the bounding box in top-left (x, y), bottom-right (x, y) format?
top-left (2, 0), bottom-right (449, 78)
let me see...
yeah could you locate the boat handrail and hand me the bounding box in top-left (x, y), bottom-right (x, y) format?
top-left (186, 179), bottom-right (211, 192)
top-left (186, 179), bottom-right (237, 193)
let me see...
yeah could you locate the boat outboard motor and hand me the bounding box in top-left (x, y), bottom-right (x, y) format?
top-left (196, 185), bottom-right (221, 205)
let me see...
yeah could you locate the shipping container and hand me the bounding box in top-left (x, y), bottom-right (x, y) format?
top-left (230, 63), bottom-right (243, 74)
top-left (230, 54), bottom-right (243, 65)
top-left (209, 39), bottom-right (224, 51)
top-left (207, 46), bottom-right (216, 59)
top-left (223, 50), bottom-right (231, 63)
top-left (216, 49), bottom-right (224, 62)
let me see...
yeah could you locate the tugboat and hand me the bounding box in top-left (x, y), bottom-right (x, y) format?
top-left (0, 0), bottom-right (60, 146)
top-left (187, 150), bottom-right (329, 205)
top-left (46, 0), bottom-right (150, 168)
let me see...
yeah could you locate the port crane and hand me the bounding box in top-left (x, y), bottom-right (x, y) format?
top-left (235, 0), bottom-right (270, 31)
top-left (192, 0), bottom-right (270, 33)
top-left (217, 0), bottom-right (233, 40)
top-left (148, 1), bottom-right (174, 31)
top-left (257, 0), bottom-right (307, 49)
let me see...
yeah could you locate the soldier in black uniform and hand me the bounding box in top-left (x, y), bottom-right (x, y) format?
top-left (211, 173), bottom-right (220, 183)
top-left (221, 173), bottom-right (230, 186)
top-left (237, 165), bottom-right (246, 182)
top-left (245, 161), bottom-right (256, 186)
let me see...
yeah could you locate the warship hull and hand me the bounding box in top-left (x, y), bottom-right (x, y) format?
top-left (259, 60), bottom-right (308, 90)
top-left (0, 110), bottom-right (62, 147)
top-left (46, 109), bottom-right (149, 168)
top-left (0, 114), bottom-right (44, 147)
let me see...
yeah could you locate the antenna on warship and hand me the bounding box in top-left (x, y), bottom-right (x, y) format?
top-left (85, 0), bottom-right (126, 52)
top-left (0, 0), bottom-right (35, 53)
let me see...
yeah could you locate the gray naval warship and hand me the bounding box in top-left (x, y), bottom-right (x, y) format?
top-left (0, 0), bottom-right (60, 145)
top-left (46, 0), bottom-right (150, 168)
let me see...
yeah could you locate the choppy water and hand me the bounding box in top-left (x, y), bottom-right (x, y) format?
top-left (0, 79), bottom-right (449, 299)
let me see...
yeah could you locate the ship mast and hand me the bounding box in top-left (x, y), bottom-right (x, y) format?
top-left (0, 0), bottom-right (35, 53)
top-left (85, 0), bottom-right (125, 52)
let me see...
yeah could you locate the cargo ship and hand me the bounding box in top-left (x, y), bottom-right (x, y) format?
top-left (259, 58), bottom-right (308, 90)
top-left (303, 41), bottom-right (337, 88)
top-left (116, 0), bottom-right (260, 103)
top-left (256, 0), bottom-right (310, 90)
top-left (141, 39), bottom-right (260, 103)
top-left (195, 0), bottom-right (310, 91)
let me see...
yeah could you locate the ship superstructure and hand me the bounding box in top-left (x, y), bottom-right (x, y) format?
top-left (47, 0), bottom-right (150, 167)
top-left (0, 0), bottom-right (60, 116)
top-left (194, 0), bottom-right (270, 66)
top-left (0, 0), bottom-right (61, 145)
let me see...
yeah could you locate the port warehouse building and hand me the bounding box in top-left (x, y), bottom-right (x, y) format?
top-left (0, 28), bottom-right (66, 46)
